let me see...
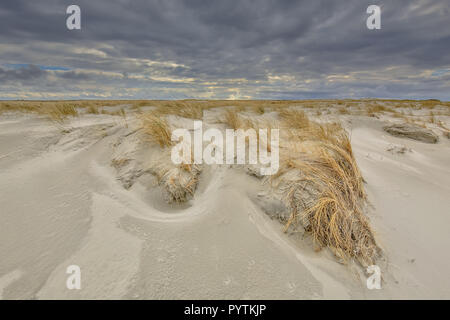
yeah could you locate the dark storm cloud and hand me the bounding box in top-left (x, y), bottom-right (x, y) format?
top-left (0, 0), bottom-right (449, 99)
top-left (0, 64), bottom-right (48, 82)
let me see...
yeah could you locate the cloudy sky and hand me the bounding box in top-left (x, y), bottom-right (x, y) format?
top-left (1, 0), bottom-right (449, 100)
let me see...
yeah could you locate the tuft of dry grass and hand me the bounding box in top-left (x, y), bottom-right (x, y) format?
top-left (150, 163), bottom-right (201, 203)
top-left (41, 104), bottom-right (79, 123)
top-left (222, 109), bottom-right (243, 130)
top-left (86, 105), bottom-right (100, 114)
top-left (111, 158), bottom-right (130, 169)
top-left (365, 104), bottom-right (391, 117)
top-left (278, 109), bottom-right (310, 129)
top-left (156, 101), bottom-right (204, 119)
top-left (420, 99), bottom-right (440, 109)
top-left (250, 104), bottom-right (266, 115)
top-left (220, 105), bottom-right (377, 265)
top-left (0, 101), bottom-right (85, 123)
top-left (140, 112), bottom-right (173, 148)
top-left (0, 101), bottom-right (37, 114)
top-left (337, 107), bottom-right (351, 115)
top-left (0, 101), bottom-right (80, 123)
top-left (271, 110), bottom-right (379, 266)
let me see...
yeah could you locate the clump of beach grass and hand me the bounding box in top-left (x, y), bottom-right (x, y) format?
top-left (271, 109), bottom-right (379, 266)
top-left (156, 101), bottom-right (204, 119)
top-left (250, 104), bottom-right (266, 115)
top-left (111, 157), bottom-right (131, 169)
top-left (0, 101), bottom-right (38, 114)
top-left (140, 112), bottom-right (173, 148)
top-left (138, 111), bottom-right (202, 203)
top-left (149, 160), bottom-right (201, 203)
top-left (86, 105), bottom-right (100, 114)
top-left (222, 109), bottom-right (244, 130)
top-left (278, 109), bottom-right (310, 129)
top-left (40, 103), bottom-right (79, 123)
top-left (366, 104), bottom-right (390, 117)
top-left (0, 101), bottom-right (79, 123)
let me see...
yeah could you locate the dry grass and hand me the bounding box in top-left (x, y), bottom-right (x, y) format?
top-left (138, 109), bottom-right (202, 203)
top-left (271, 109), bottom-right (379, 266)
top-left (101, 108), bottom-right (127, 117)
top-left (278, 109), bottom-right (310, 129)
top-left (150, 162), bottom-right (201, 203)
top-left (222, 109), bottom-right (243, 129)
top-left (0, 101), bottom-right (80, 123)
top-left (243, 117), bottom-right (278, 153)
top-left (419, 99), bottom-right (441, 109)
top-left (250, 104), bottom-right (266, 114)
top-left (86, 105), bottom-right (100, 114)
top-left (140, 112), bottom-right (173, 148)
top-left (366, 104), bottom-right (390, 117)
top-left (0, 101), bottom-right (37, 114)
top-left (2, 99), bottom-right (449, 117)
top-left (219, 106), bottom-right (378, 265)
top-left (111, 158), bottom-right (131, 169)
top-left (337, 107), bottom-right (351, 115)
top-left (220, 109), bottom-right (279, 155)
top-left (40, 104), bottom-right (79, 123)
top-left (155, 101), bottom-right (204, 119)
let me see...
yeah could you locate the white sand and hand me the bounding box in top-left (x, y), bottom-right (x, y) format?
top-left (0, 106), bottom-right (449, 299)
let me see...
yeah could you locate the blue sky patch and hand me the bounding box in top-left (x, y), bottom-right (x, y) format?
top-left (3, 63), bottom-right (71, 71)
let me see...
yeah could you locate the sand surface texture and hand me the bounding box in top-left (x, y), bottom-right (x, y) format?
top-left (1, 101), bottom-right (449, 299)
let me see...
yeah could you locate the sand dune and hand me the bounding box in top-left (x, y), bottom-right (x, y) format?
top-left (0, 101), bottom-right (449, 299)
